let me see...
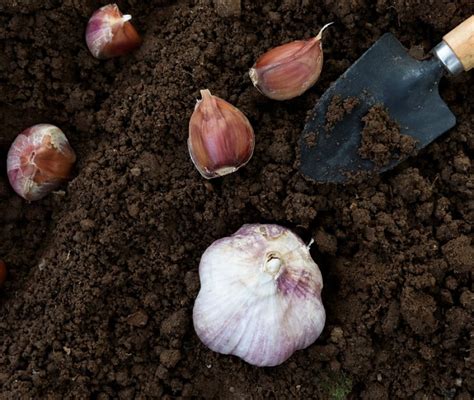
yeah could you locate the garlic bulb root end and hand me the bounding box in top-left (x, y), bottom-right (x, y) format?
top-left (249, 67), bottom-right (259, 87)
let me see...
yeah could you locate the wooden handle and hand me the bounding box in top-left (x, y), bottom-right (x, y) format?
top-left (443, 15), bottom-right (474, 71)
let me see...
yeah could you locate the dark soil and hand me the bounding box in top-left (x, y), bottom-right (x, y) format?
top-left (358, 104), bottom-right (418, 167)
top-left (0, 1), bottom-right (473, 399)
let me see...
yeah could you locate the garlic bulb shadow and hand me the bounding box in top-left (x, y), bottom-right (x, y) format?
top-left (193, 224), bottom-right (326, 367)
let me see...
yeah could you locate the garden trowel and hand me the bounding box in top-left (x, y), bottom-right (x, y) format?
top-left (300, 16), bottom-right (474, 183)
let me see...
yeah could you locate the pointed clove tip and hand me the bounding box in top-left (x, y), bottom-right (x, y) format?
top-left (200, 89), bottom-right (212, 99)
top-left (316, 22), bottom-right (334, 41)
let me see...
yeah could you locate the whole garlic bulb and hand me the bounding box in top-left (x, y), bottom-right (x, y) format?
top-left (193, 224), bottom-right (325, 367)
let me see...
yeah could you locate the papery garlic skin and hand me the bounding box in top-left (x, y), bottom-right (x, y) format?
top-left (249, 23), bottom-right (332, 101)
top-left (86, 4), bottom-right (142, 59)
top-left (188, 89), bottom-right (255, 179)
top-left (7, 124), bottom-right (76, 201)
top-left (193, 224), bottom-right (325, 367)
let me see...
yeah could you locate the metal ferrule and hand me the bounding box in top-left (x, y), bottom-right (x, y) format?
top-left (432, 41), bottom-right (464, 76)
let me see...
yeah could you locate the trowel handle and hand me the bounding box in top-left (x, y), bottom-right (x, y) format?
top-left (442, 15), bottom-right (474, 73)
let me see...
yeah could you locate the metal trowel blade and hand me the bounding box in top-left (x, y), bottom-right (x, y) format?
top-left (300, 33), bottom-right (456, 183)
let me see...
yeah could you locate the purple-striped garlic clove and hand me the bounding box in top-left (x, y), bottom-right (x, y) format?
top-left (193, 224), bottom-right (326, 367)
top-left (7, 124), bottom-right (76, 201)
top-left (188, 89), bottom-right (255, 179)
top-left (86, 3), bottom-right (142, 59)
top-left (249, 23), bottom-right (332, 101)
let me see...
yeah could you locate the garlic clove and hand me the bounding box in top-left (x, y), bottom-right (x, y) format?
top-left (249, 23), bottom-right (332, 101)
top-left (86, 3), bottom-right (142, 59)
top-left (193, 224), bottom-right (325, 367)
top-left (7, 124), bottom-right (76, 201)
top-left (0, 260), bottom-right (6, 286)
top-left (188, 89), bottom-right (255, 179)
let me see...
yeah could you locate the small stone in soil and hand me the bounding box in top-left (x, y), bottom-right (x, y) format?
top-left (126, 310), bottom-right (149, 327)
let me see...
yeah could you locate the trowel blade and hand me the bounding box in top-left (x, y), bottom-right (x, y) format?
top-left (300, 33), bottom-right (456, 183)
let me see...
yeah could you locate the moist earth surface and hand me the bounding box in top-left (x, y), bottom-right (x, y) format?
top-left (0, 0), bottom-right (473, 399)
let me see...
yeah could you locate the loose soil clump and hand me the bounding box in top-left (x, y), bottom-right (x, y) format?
top-left (359, 104), bottom-right (418, 167)
top-left (325, 95), bottom-right (359, 131)
top-left (0, 1), bottom-right (473, 399)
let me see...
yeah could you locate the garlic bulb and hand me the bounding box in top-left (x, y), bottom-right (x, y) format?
top-left (193, 224), bottom-right (325, 367)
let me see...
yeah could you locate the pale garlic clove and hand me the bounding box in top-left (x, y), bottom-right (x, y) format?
top-left (249, 23), bottom-right (332, 101)
top-left (193, 224), bottom-right (325, 367)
